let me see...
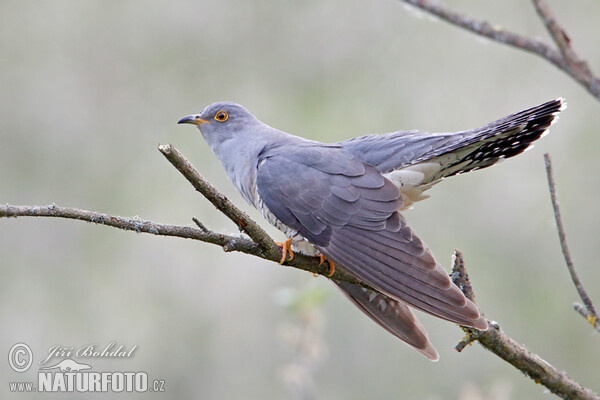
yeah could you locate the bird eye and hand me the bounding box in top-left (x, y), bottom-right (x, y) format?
top-left (214, 111), bottom-right (229, 122)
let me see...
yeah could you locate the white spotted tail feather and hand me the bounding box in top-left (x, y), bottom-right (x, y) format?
top-left (429, 97), bottom-right (565, 179)
top-left (342, 98), bottom-right (565, 208)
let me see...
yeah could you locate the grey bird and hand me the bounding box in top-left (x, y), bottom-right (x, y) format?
top-left (178, 98), bottom-right (564, 360)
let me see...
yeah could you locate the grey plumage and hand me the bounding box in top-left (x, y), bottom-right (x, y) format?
top-left (335, 281), bottom-right (439, 360)
top-left (342, 100), bottom-right (562, 175)
top-left (178, 98), bottom-right (564, 360)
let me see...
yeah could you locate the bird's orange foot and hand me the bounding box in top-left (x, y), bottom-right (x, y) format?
top-left (275, 238), bottom-right (294, 264)
top-left (318, 254), bottom-right (335, 277)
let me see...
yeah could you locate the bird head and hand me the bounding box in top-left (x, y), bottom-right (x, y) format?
top-left (178, 101), bottom-right (260, 148)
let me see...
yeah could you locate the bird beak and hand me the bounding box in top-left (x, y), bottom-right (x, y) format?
top-left (177, 115), bottom-right (210, 125)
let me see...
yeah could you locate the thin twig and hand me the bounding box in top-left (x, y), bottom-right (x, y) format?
top-left (192, 217), bottom-right (208, 232)
top-left (0, 204), bottom-right (261, 254)
top-left (544, 153), bottom-right (599, 330)
top-left (158, 144), bottom-right (357, 280)
top-left (451, 251), bottom-right (599, 400)
top-left (0, 203), bottom-right (359, 283)
top-left (159, 143), bottom-right (281, 259)
top-left (452, 250), bottom-right (479, 351)
top-left (532, 0), bottom-right (576, 65)
top-left (532, 0), bottom-right (597, 94)
top-left (398, 0), bottom-right (600, 101)
top-left (450, 249), bottom-right (476, 302)
top-left (2, 145), bottom-right (599, 397)
top-left (0, 145), bottom-right (360, 283)
top-left (574, 303), bottom-right (600, 333)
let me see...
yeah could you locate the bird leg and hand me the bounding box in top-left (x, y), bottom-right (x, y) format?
top-left (318, 254), bottom-right (335, 277)
top-left (275, 238), bottom-right (294, 264)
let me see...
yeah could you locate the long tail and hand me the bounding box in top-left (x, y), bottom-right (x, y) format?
top-left (429, 98), bottom-right (565, 179)
top-left (348, 98), bottom-right (565, 208)
top-left (341, 98), bottom-right (565, 179)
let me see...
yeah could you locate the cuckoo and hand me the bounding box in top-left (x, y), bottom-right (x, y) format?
top-left (178, 98), bottom-right (564, 360)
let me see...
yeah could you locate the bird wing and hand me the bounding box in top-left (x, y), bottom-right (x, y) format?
top-left (255, 145), bottom-right (487, 329)
top-left (334, 280), bottom-right (439, 360)
top-left (340, 129), bottom-right (452, 173)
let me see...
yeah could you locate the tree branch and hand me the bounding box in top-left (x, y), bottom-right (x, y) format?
top-left (532, 0), bottom-right (599, 97)
top-left (398, 0), bottom-right (600, 101)
top-left (544, 153), bottom-right (599, 331)
top-left (0, 145), bottom-right (360, 284)
top-left (158, 144), bottom-right (280, 259)
top-left (452, 250), bottom-right (600, 400)
top-left (2, 145), bottom-right (598, 398)
top-left (0, 203), bottom-right (356, 282)
top-left (0, 204), bottom-right (262, 254)
top-left (157, 143), bottom-right (358, 282)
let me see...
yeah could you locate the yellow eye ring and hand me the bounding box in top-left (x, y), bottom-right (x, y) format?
top-left (214, 111), bottom-right (229, 122)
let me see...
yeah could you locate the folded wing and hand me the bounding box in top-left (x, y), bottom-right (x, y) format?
top-left (334, 281), bottom-right (439, 360)
top-left (256, 145), bottom-right (488, 334)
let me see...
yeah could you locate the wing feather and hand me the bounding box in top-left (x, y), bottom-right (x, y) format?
top-left (256, 145), bottom-right (487, 330)
top-left (334, 281), bottom-right (439, 361)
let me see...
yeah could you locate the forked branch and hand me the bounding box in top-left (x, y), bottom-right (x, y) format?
top-left (544, 154), bottom-right (599, 331)
top-left (0, 144), bottom-right (358, 283)
top-left (1, 145), bottom-right (598, 399)
top-left (452, 250), bottom-right (599, 400)
top-left (398, 0), bottom-right (600, 101)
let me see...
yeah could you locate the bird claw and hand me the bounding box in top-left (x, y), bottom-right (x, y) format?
top-left (318, 254), bottom-right (335, 277)
top-left (275, 238), bottom-right (294, 264)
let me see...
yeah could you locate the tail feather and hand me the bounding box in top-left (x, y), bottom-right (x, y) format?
top-left (373, 99), bottom-right (565, 208)
top-left (431, 98), bottom-right (565, 179)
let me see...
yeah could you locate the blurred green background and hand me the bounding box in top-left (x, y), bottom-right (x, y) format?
top-left (1, 1), bottom-right (599, 399)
